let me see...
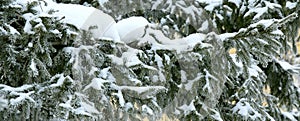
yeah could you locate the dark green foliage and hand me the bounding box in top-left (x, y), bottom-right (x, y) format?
top-left (198, 0), bottom-right (300, 120)
top-left (0, 0), bottom-right (78, 119)
top-left (0, 1), bottom-right (77, 87)
top-left (264, 60), bottom-right (300, 111)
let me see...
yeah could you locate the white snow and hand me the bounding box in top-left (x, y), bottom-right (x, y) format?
top-left (185, 73), bottom-right (202, 90)
top-left (63, 45), bottom-right (96, 75)
top-left (245, 1), bottom-right (281, 20)
top-left (49, 74), bottom-right (73, 87)
top-left (142, 105), bottom-right (154, 115)
top-left (164, 54), bottom-right (170, 64)
top-left (229, 54), bottom-right (244, 74)
top-left (34, 22), bottom-right (47, 32)
top-left (22, 13), bottom-right (34, 21)
top-left (28, 42), bottom-right (33, 48)
top-left (155, 54), bottom-right (163, 68)
top-left (176, 4), bottom-right (203, 22)
top-left (286, 1), bottom-right (297, 9)
top-left (210, 108), bottom-right (224, 121)
top-left (248, 65), bottom-right (263, 77)
top-left (282, 111), bottom-right (297, 121)
top-left (0, 84), bottom-right (37, 106)
top-left (59, 95), bottom-right (73, 109)
top-left (83, 78), bottom-right (110, 91)
top-left (99, 67), bottom-right (111, 79)
top-left (72, 100), bottom-right (100, 118)
top-left (232, 98), bottom-right (262, 120)
top-left (87, 67), bottom-right (98, 77)
top-left (178, 100), bottom-right (196, 115)
top-left (116, 16), bottom-right (149, 44)
top-left (52, 4), bottom-right (95, 29)
top-left (138, 27), bottom-right (206, 53)
top-left (244, 7), bottom-right (268, 20)
top-left (10, 91), bottom-right (36, 105)
top-left (50, 29), bottom-right (61, 37)
top-left (15, 0), bottom-right (121, 41)
top-left (0, 27), bottom-right (7, 34)
top-left (30, 59), bottom-right (39, 76)
top-left (203, 69), bottom-right (217, 93)
top-left (256, 38), bottom-right (269, 45)
top-left (79, 102), bottom-right (100, 114)
top-left (0, 84), bottom-right (33, 92)
top-left (23, 20), bottom-right (34, 34)
top-left (219, 32), bottom-right (237, 41)
top-left (124, 102), bottom-right (133, 111)
top-left (5, 24), bottom-right (20, 35)
top-left (118, 86), bottom-right (165, 94)
top-left (74, 107), bottom-right (93, 117)
top-left (0, 96), bottom-right (8, 111)
top-left (52, 3), bottom-right (120, 41)
top-left (276, 59), bottom-right (298, 72)
top-left (129, 78), bottom-right (142, 85)
top-left (122, 49), bottom-right (143, 67)
top-left (113, 90), bottom-right (125, 107)
top-left (98, 0), bottom-right (109, 6)
top-left (264, 1), bottom-right (282, 9)
top-left (271, 29), bottom-right (284, 36)
top-left (198, 20), bottom-right (209, 32)
top-left (181, 70), bottom-right (187, 83)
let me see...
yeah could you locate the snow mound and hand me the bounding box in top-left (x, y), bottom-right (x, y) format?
top-left (51, 3), bottom-right (121, 42)
top-left (116, 16), bottom-right (149, 44)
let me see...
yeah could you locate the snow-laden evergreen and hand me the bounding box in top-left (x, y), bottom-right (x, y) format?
top-left (0, 0), bottom-right (300, 120)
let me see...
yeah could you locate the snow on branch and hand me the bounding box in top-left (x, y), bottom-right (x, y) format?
top-left (0, 84), bottom-right (36, 106)
top-left (9, 91), bottom-right (36, 105)
top-left (232, 98), bottom-right (262, 120)
top-left (49, 74), bottom-right (73, 88)
top-left (0, 84), bottom-right (34, 92)
top-left (203, 69), bottom-right (217, 93)
top-left (220, 12), bottom-right (298, 41)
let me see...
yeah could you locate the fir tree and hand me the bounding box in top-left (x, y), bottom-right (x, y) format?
top-left (0, 0), bottom-right (299, 120)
